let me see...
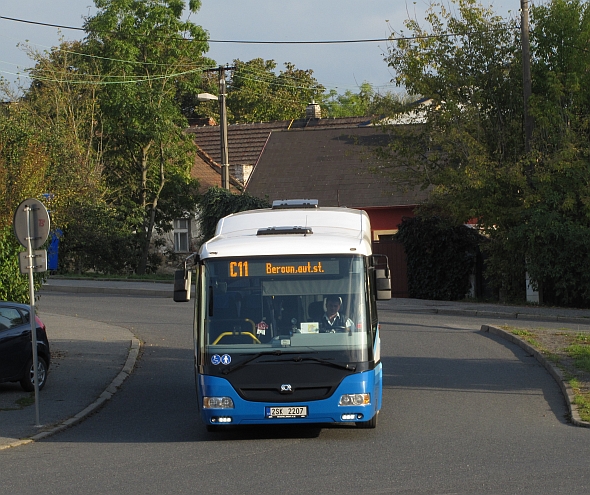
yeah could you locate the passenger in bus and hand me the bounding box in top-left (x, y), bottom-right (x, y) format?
top-left (319, 296), bottom-right (354, 333)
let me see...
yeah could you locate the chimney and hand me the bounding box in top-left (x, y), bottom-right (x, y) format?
top-left (305, 101), bottom-right (321, 119)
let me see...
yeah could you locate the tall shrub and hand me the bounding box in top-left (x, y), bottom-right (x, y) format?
top-left (396, 216), bottom-right (482, 300)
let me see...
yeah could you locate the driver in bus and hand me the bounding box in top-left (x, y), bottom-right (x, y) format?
top-left (319, 295), bottom-right (354, 333)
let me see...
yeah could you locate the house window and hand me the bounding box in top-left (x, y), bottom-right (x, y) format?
top-left (373, 229), bottom-right (398, 241)
top-left (174, 218), bottom-right (190, 252)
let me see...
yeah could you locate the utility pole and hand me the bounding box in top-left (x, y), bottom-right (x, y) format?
top-left (521, 0), bottom-right (533, 153)
top-left (202, 65), bottom-right (235, 190)
top-left (218, 67), bottom-right (230, 190)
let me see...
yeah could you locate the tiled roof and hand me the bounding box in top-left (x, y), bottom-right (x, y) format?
top-left (245, 126), bottom-right (430, 208)
top-left (186, 117), bottom-right (373, 167)
top-left (190, 148), bottom-right (241, 194)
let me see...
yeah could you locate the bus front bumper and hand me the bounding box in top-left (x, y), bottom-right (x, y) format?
top-left (197, 364), bottom-right (382, 427)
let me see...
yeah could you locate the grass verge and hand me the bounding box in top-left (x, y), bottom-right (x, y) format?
top-left (501, 325), bottom-right (590, 423)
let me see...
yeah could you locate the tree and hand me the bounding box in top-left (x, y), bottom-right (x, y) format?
top-left (225, 59), bottom-right (325, 123)
top-left (84, 0), bottom-right (211, 274)
top-left (322, 82), bottom-right (413, 118)
top-left (381, 0), bottom-right (590, 305)
top-left (198, 187), bottom-right (270, 244)
top-left (0, 107), bottom-right (52, 300)
top-left (20, 41), bottom-right (105, 231)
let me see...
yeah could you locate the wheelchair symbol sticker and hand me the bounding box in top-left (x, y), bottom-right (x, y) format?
top-left (211, 354), bottom-right (221, 365)
top-left (221, 354), bottom-right (231, 365)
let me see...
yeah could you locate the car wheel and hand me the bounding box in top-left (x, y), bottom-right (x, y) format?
top-left (20, 356), bottom-right (48, 392)
top-left (356, 411), bottom-right (378, 429)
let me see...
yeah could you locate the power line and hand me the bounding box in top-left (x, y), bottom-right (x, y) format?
top-left (0, 15), bottom-right (392, 42)
top-left (0, 15), bottom-right (515, 45)
top-left (0, 16), bottom-right (83, 31)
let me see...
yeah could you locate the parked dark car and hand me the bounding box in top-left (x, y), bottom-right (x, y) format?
top-left (0, 301), bottom-right (50, 391)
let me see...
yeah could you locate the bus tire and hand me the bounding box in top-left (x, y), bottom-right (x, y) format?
top-left (356, 412), bottom-right (378, 429)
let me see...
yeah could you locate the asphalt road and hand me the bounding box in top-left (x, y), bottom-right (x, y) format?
top-left (1, 292), bottom-right (590, 495)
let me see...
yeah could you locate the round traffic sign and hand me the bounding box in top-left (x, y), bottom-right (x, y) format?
top-left (13, 198), bottom-right (51, 249)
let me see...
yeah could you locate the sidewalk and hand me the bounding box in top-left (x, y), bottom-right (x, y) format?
top-left (3, 278), bottom-right (589, 450)
top-left (41, 278), bottom-right (173, 297)
top-left (384, 297), bottom-right (590, 325)
top-left (0, 310), bottom-right (139, 450)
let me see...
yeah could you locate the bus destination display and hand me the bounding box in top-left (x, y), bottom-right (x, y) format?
top-left (228, 260), bottom-right (339, 278)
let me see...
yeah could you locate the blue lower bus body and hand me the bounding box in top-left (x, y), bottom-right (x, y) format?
top-left (196, 363), bottom-right (382, 426)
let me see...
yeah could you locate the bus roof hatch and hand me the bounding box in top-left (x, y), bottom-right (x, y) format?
top-left (272, 199), bottom-right (318, 209)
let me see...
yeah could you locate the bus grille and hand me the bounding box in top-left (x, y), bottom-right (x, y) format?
top-left (238, 386), bottom-right (334, 403)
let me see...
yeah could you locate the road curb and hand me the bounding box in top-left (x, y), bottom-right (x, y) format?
top-left (395, 307), bottom-right (590, 325)
top-left (0, 337), bottom-right (142, 450)
top-left (40, 284), bottom-right (171, 298)
top-left (481, 324), bottom-right (590, 428)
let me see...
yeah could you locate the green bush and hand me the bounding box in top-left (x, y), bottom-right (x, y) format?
top-left (0, 227), bottom-right (43, 303)
top-left (396, 216), bottom-right (482, 300)
top-left (58, 200), bottom-right (143, 274)
top-left (516, 211), bottom-right (590, 307)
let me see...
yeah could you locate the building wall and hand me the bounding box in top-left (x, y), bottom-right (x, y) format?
top-left (359, 206), bottom-right (416, 241)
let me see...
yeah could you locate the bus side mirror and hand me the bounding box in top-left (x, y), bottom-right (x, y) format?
top-left (376, 268), bottom-right (392, 300)
top-left (173, 269), bottom-right (191, 302)
top-left (372, 254), bottom-right (392, 300)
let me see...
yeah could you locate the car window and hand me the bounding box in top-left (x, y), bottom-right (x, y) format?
top-left (0, 307), bottom-right (24, 329)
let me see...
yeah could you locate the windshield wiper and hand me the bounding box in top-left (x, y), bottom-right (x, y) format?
top-left (219, 350), bottom-right (354, 374)
top-left (295, 356), bottom-right (356, 371)
top-left (266, 355), bottom-right (356, 371)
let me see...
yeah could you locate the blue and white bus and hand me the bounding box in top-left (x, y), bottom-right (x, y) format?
top-left (174, 199), bottom-right (391, 430)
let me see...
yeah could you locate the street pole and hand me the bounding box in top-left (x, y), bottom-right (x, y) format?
top-left (200, 66), bottom-right (235, 190)
top-left (13, 198), bottom-right (50, 428)
top-left (218, 66), bottom-right (230, 190)
top-left (521, 0), bottom-right (533, 153)
top-left (25, 205), bottom-right (41, 427)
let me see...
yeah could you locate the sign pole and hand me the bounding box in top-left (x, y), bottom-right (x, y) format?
top-left (14, 198), bottom-right (49, 428)
top-left (25, 205), bottom-right (41, 427)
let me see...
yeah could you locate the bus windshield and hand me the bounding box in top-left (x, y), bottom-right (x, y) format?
top-left (200, 255), bottom-right (370, 362)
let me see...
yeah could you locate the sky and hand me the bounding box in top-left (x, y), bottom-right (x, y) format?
top-left (0, 0), bottom-right (513, 97)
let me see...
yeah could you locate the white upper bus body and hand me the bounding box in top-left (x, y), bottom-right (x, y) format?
top-left (199, 205), bottom-right (373, 259)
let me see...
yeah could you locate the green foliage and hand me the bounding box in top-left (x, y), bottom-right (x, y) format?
top-left (225, 59), bottom-right (325, 123)
top-left (382, 0), bottom-right (590, 306)
top-left (512, 211), bottom-right (590, 306)
top-left (481, 229), bottom-right (526, 302)
top-left (395, 216), bottom-right (482, 300)
top-left (0, 227), bottom-right (43, 303)
top-left (198, 187), bottom-right (270, 244)
top-left (24, 41), bottom-right (103, 184)
top-left (324, 83), bottom-right (376, 118)
top-left (154, 171), bottom-right (200, 233)
top-left (58, 199), bottom-right (147, 274)
top-left (0, 107), bottom-right (51, 230)
top-left (84, 0), bottom-right (211, 273)
top-left (322, 83), bottom-right (415, 118)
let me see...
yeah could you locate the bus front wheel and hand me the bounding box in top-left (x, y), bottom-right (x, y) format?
top-left (356, 411), bottom-right (378, 429)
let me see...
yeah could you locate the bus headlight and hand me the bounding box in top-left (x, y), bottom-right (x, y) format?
top-left (203, 396), bottom-right (235, 409)
top-left (339, 393), bottom-right (370, 406)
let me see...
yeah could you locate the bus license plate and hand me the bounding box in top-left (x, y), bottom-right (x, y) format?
top-left (265, 406), bottom-right (308, 418)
